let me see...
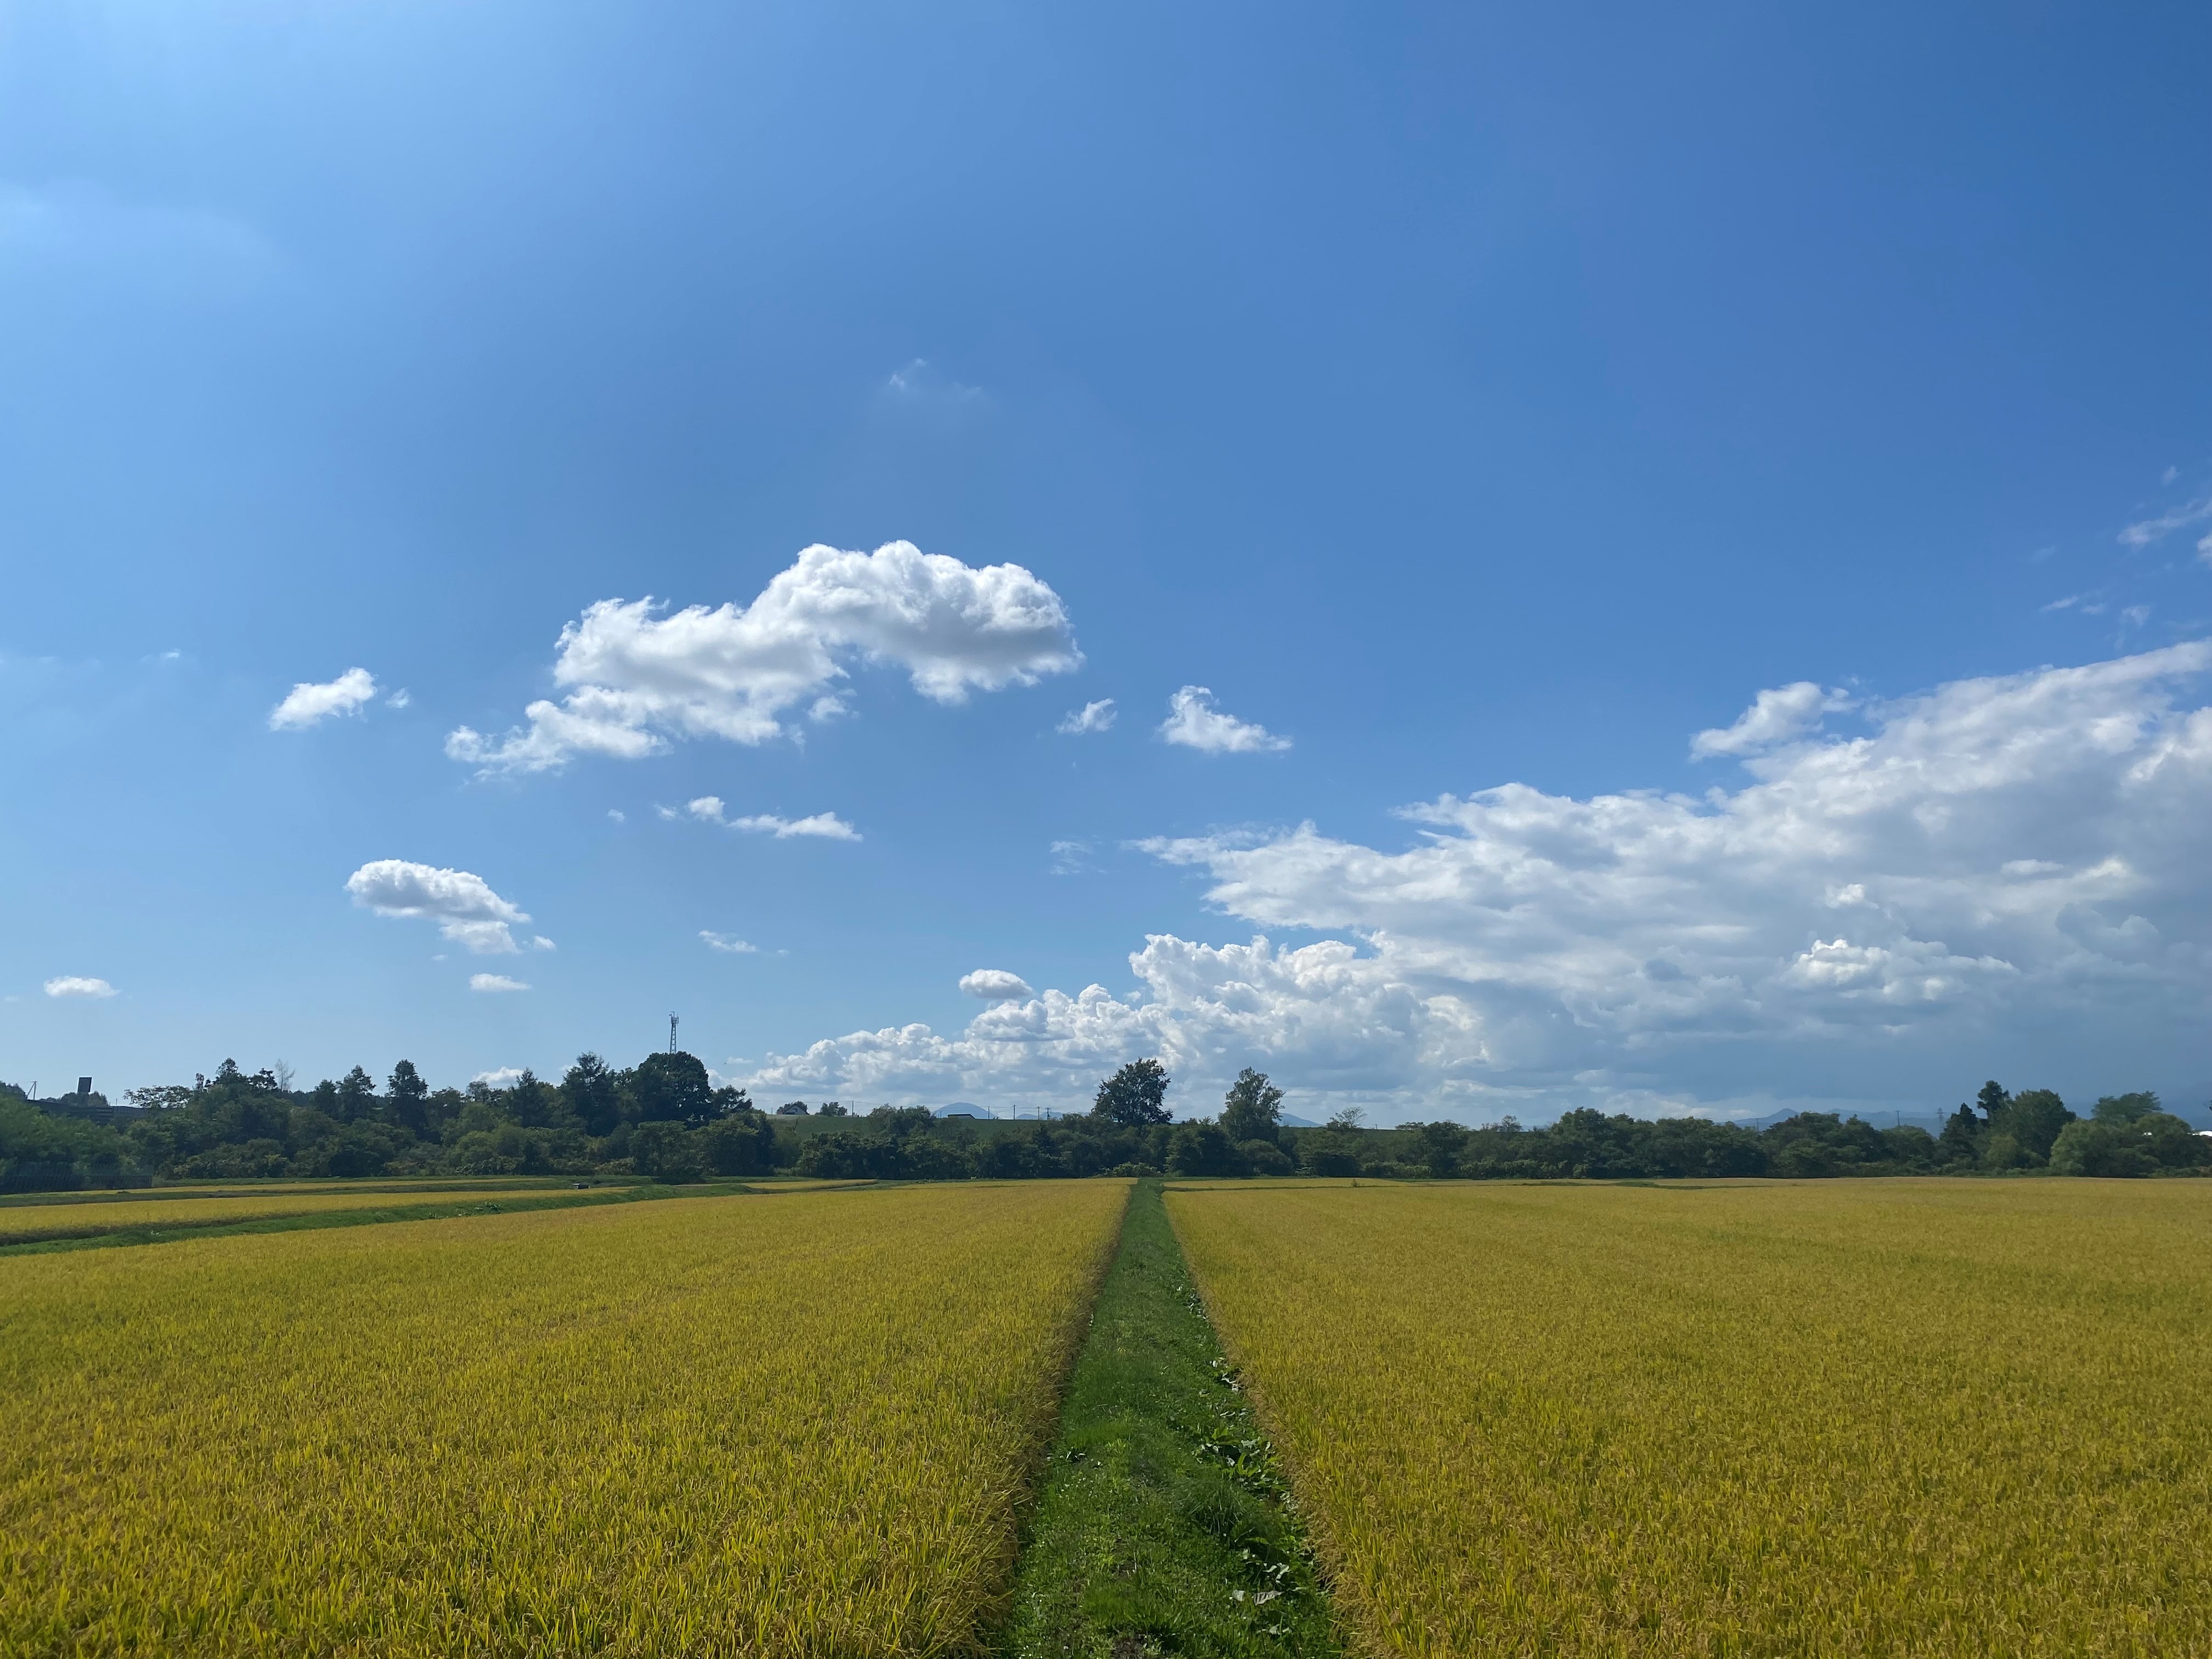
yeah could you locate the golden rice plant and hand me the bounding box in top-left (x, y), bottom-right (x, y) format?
top-left (1168, 1179), bottom-right (2212, 1657)
top-left (1, 1181), bottom-right (1127, 1656)
top-left (0, 1189), bottom-right (572, 1247)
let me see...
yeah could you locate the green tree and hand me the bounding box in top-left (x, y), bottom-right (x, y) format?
top-left (1414, 1120), bottom-right (1467, 1178)
top-left (387, 1060), bottom-right (429, 1136)
top-left (699, 1111), bottom-right (777, 1177)
top-left (630, 1120), bottom-right (707, 1182)
top-left (1220, 1069), bottom-right (1285, 1144)
top-left (1994, 1088), bottom-right (2074, 1163)
top-left (1937, 1103), bottom-right (1984, 1165)
top-left (507, 1068), bottom-right (554, 1128)
top-left (2092, 1091), bottom-right (2162, 1125)
top-left (1240, 1139), bottom-right (1296, 1176)
top-left (563, 1052), bottom-right (624, 1137)
top-left (1092, 1059), bottom-right (1172, 1126)
top-left (1974, 1080), bottom-right (2010, 1122)
top-left (1166, 1120), bottom-right (1246, 1177)
top-left (2048, 1119), bottom-right (2151, 1177)
top-left (633, 1051), bottom-right (715, 1125)
top-left (335, 1066), bottom-right (378, 1124)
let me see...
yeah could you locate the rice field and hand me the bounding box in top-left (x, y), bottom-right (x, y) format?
top-left (1, 1180), bottom-right (1127, 1657)
top-left (0, 1188), bottom-right (586, 1247)
top-left (1167, 1179), bottom-right (2212, 1657)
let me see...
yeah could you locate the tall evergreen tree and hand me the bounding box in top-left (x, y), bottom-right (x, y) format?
top-left (387, 1060), bottom-right (429, 1135)
top-left (562, 1052), bottom-right (624, 1137)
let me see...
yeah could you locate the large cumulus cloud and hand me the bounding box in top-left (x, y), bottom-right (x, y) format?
top-left (740, 644), bottom-right (2212, 1121)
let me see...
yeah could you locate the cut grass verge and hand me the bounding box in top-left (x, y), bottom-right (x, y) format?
top-left (1000, 1180), bottom-right (1340, 1659)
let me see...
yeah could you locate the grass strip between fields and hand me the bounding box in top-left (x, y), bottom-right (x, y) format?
top-left (0, 1180), bottom-right (871, 1256)
top-left (998, 1179), bottom-right (1341, 1659)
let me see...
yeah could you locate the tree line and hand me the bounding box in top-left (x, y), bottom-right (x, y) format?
top-left (2, 1055), bottom-right (2202, 1193)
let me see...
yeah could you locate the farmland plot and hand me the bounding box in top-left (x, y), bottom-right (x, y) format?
top-left (1169, 1180), bottom-right (2212, 1657)
top-left (1, 1181), bottom-right (1126, 1657)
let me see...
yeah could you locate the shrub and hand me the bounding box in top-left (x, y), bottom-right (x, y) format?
top-left (1241, 1139), bottom-right (1295, 1176)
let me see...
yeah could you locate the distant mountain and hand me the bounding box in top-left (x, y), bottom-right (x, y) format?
top-left (1732, 1106), bottom-right (1951, 1133)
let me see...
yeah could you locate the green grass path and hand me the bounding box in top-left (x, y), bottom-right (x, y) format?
top-left (998, 1180), bottom-right (1340, 1659)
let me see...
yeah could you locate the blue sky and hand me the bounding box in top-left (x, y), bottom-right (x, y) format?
top-left (4, 0), bottom-right (2209, 1122)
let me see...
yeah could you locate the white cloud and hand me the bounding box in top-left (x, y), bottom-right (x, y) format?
top-left (470, 973), bottom-right (529, 993)
top-left (2122, 605), bottom-right (2152, 630)
top-left (472, 1066), bottom-right (524, 1088)
top-left (43, 976), bottom-right (116, 998)
top-left (2119, 496), bottom-right (2212, 549)
top-left (345, 860), bottom-right (535, 955)
top-left (738, 813), bottom-right (860, 840)
top-left (1689, 681), bottom-right (1852, 758)
top-left (608, 809), bottom-right (626, 823)
top-left (882, 358), bottom-right (984, 410)
top-left (702, 931), bottom-right (759, 953)
top-left (1050, 839), bottom-right (1096, 876)
top-left (1058, 699), bottom-right (1116, 735)
top-left (960, 969), bottom-right (1035, 1001)
top-left (531, 935), bottom-right (557, 951)
top-left (269, 668), bottom-right (378, 731)
top-left (446, 541), bottom-right (1079, 775)
top-left (683, 796), bottom-right (861, 840)
top-left (741, 642), bottom-right (2212, 1122)
top-left (1158, 686), bottom-right (1291, 754)
top-left (2042, 594), bottom-right (2084, 613)
top-left (386, 689), bottom-right (412, 710)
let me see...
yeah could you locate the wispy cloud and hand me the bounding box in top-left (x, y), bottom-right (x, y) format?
top-left (1689, 682), bottom-right (1852, 759)
top-left (2118, 495), bottom-right (2212, 550)
top-left (1058, 698), bottom-right (1117, 735)
top-left (270, 667), bottom-right (377, 731)
top-left (1158, 686), bottom-right (1291, 754)
top-left (684, 797), bottom-right (861, 840)
top-left (0, 181), bottom-right (278, 292)
top-left (701, 931), bottom-right (758, 953)
top-left (469, 973), bottom-right (529, 992)
top-left (882, 358), bottom-right (984, 409)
